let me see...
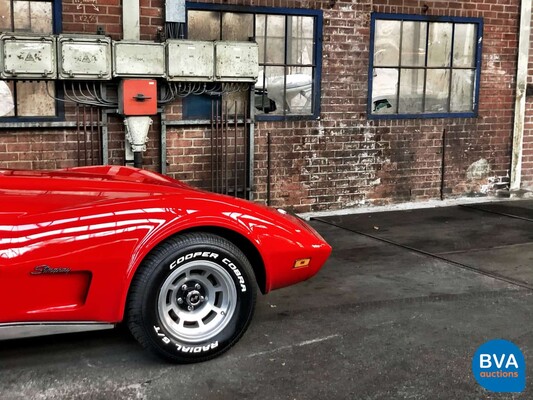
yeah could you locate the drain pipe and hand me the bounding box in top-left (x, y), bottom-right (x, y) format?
top-left (510, 0), bottom-right (532, 191)
top-left (122, 0), bottom-right (140, 166)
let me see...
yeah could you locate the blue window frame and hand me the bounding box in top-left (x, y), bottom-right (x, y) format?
top-left (0, 0), bottom-right (62, 121)
top-left (368, 13), bottom-right (483, 120)
top-left (185, 2), bottom-right (323, 121)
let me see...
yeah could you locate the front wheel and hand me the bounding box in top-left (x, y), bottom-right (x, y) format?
top-left (127, 233), bottom-right (257, 363)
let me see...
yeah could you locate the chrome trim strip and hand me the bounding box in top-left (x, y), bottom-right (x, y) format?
top-left (0, 322), bottom-right (115, 340)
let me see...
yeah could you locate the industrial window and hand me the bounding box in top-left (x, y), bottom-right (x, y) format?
top-left (0, 0), bottom-right (61, 120)
top-left (186, 4), bottom-right (323, 120)
top-left (368, 13), bottom-right (483, 119)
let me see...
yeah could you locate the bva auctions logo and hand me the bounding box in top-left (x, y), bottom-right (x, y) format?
top-left (472, 339), bottom-right (526, 393)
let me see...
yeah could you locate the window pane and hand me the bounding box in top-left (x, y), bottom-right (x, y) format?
top-left (0, 81), bottom-right (15, 116)
top-left (0, 0), bottom-right (12, 30)
top-left (284, 66), bottom-right (313, 114)
top-left (255, 14), bottom-right (266, 64)
top-left (256, 66), bottom-right (285, 115)
top-left (13, 0), bottom-right (30, 31)
top-left (425, 69), bottom-right (450, 112)
top-left (373, 20), bottom-right (400, 66)
top-left (30, 2), bottom-right (52, 34)
top-left (288, 16), bottom-right (314, 65)
top-left (188, 10), bottom-right (220, 40)
top-left (371, 68), bottom-right (398, 114)
top-left (265, 15), bottom-right (285, 65)
top-left (451, 69), bottom-right (474, 112)
top-left (222, 12), bottom-right (252, 41)
top-left (453, 23), bottom-right (476, 68)
top-left (399, 68), bottom-right (424, 113)
top-left (401, 21), bottom-right (426, 67)
top-left (16, 81), bottom-right (55, 116)
top-left (427, 22), bottom-right (452, 67)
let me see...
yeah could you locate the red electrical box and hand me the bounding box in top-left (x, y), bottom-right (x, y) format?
top-left (119, 79), bottom-right (157, 116)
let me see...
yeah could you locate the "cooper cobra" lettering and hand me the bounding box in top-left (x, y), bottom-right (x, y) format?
top-left (222, 258), bottom-right (247, 292)
top-left (170, 252), bottom-right (219, 269)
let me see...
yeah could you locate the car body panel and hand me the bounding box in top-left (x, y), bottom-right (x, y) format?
top-left (0, 166), bottom-right (331, 325)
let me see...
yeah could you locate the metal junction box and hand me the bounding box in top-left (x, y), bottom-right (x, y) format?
top-left (113, 41), bottom-right (166, 78)
top-left (215, 42), bottom-right (258, 82)
top-left (58, 35), bottom-right (112, 80)
top-left (0, 34), bottom-right (56, 79)
top-left (119, 79), bottom-right (157, 116)
top-left (167, 40), bottom-right (214, 82)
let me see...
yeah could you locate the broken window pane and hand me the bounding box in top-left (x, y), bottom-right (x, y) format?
top-left (256, 66), bottom-right (285, 115)
top-left (451, 69), bottom-right (474, 112)
top-left (188, 10), bottom-right (220, 41)
top-left (453, 23), bottom-right (476, 68)
top-left (222, 12), bottom-right (252, 41)
top-left (373, 20), bottom-right (400, 66)
top-left (425, 69), bottom-right (450, 112)
top-left (399, 68), bottom-right (424, 114)
top-left (427, 23), bottom-right (452, 67)
top-left (371, 68), bottom-right (398, 114)
top-left (288, 16), bottom-right (314, 65)
top-left (16, 81), bottom-right (55, 116)
top-left (401, 21), bottom-right (426, 67)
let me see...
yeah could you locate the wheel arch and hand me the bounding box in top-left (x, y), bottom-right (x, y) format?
top-left (122, 225), bottom-right (268, 321)
top-left (177, 226), bottom-right (267, 295)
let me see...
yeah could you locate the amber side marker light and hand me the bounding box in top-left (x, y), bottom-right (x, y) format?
top-left (293, 258), bottom-right (311, 269)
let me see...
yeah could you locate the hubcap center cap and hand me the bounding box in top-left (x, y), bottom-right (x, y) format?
top-left (187, 290), bottom-right (202, 307)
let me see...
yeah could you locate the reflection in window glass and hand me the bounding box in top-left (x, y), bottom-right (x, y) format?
top-left (2, 0), bottom-right (57, 119)
top-left (188, 7), bottom-right (321, 119)
top-left (265, 15), bottom-right (285, 64)
top-left (373, 20), bottom-right (400, 66)
top-left (453, 24), bottom-right (476, 68)
top-left (289, 16), bottom-right (314, 65)
top-left (0, 0), bottom-right (12, 30)
top-left (427, 23), bottom-right (452, 67)
top-left (451, 69), bottom-right (474, 112)
top-left (188, 11), bottom-right (220, 40)
top-left (13, 0), bottom-right (30, 30)
top-left (399, 68), bottom-right (424, 113)
top-left (30, 2), bottom-right (52, 34)
top-left (401, 21), bottom-right (426, 67)
top-left (16, 81), bottom-right (55, 116)
top-left (222, 13), bottom-right (252, 41)
top-left (425, 69), bottom-right (450, 112)
top-left (370, 14), bottom-right (481, 118)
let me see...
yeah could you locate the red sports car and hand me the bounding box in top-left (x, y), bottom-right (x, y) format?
top-left (0, 166), bottom-right (331, 362)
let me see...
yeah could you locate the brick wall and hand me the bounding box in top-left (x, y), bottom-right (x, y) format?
top-left (0, 0), bottom-right (524, 212)
top-left (521, 14), bottom-right (533, 190)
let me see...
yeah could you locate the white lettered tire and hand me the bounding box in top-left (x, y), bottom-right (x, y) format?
top-left (127, 233), bottom-right (257, 363)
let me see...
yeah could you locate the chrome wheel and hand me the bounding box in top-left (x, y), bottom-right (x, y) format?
top-left (157, 260), bottom-right (237, 344)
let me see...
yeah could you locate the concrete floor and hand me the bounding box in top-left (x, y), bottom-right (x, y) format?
top-left (1, 201), bottom-right (532, 399)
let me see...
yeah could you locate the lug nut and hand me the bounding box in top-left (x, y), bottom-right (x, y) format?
top-left (188, 306), bottom-right (194, 311)
top-left (195, 284), bottom-right (201, 290)
top-left (181, 284), bottom-right (188, 291)
top-left (177, 298), bottom-right (183, 304)
top-left (200, 296), bottom-right (205, 302)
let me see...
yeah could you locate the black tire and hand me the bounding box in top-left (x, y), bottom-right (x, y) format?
top-left (127, 232), bottom-right (257, 363)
